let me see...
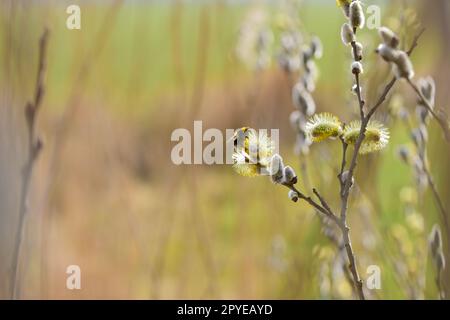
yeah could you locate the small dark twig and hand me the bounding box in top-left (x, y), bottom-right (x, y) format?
top-left (338, 138), bottom-right (348, 192)
top-left (313, 188), bottom-right (336, 220)
top-left (10, 28), bottom-right (49, 300)
top-left (406, 28), bottom-right (426, 56)
top-left (285, 184), bottom-right (340, 225)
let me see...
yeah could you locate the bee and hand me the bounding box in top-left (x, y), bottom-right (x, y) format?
top-left (230, 127), bottom-right (274, 177)
top-left (230, 127), bottom-right (251, 151)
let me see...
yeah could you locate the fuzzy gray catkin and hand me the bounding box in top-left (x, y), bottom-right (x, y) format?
top-left (349, 1), bottom-right (365, 30)
top-left (351, 61), bottom-right (363, 74)
top-left (429, 225), bottom-right (443, 256)
top-left (416, 105), bottom-right (429, 124)
top-left (288, 190), bottom-right (299, 202)
top-left (418, 77), bottom-right (436, 107)
top-left (397, 146), bottom-right (410, 164)
top-left (429, 225), bottom-right (446, 271)
top-left (376, 26), bottom-right (415, 80)
top-left (270, 154), bottom-right (285, 184)
top-left (283, 166), bottom-right (297, 185)
top-left (436, 251), bottom-right (446, 270)
top-left (351, 84), bottom-right (363, 96)
top-left (341, 23), bottom-right (355, 45)
top-left (392, 51), bottom-right (415, 80)
top-left (292, 83), bottom-right (316, 116)
top-left (290, 110), bottom-right (302, 130)
top-left (376, 44), bottom-right (399, 63)
top-left (341, 170), bottom-right (354, 188)
top-left (311, 36), bottom-right (323, 59)
top-left (411, 126), bottom-right (428, 156)
top-left (416, 78), bottom-right (436, 123)
top-left (378, 27), bottom-right (399, 49)
top-left (353, 42), bottom-right (363, 61)
top-left (302, 74), bottom-right (316, 93)
top-left (304, 60), bottom-right (318, 81)
top-left (341, 2), bottom-right (350, 18)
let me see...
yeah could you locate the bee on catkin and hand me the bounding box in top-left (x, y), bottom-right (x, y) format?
top-left (231, 127), bottom-right (274, 177)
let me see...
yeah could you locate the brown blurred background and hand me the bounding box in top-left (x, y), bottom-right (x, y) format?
top-left (1, 0), bottom-right (450, 299)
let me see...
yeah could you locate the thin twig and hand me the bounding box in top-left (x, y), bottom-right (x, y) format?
top-left (422, 162), bottom-right (450, 247)
top-left (407, 103), bottom-right (450, 236)
top-left (336, 31), bottom-right (368, 300)
top-left (39, 1), bottom-right (123, 298)
top-left (436, 269), bottom-right (445, 300)
top-left (403, 114), bottom-right (449, 298)
top-left (406, 78), bottom-right (450, 142)
top-left (338, 138), bottom-right (348, 192)
top-left (287, 185), bottom-right (327, 215)
top-left (313, 188), bottom-right (336, 220)
top-left (10, 28), bottom-right (49, 300)
top-left (406, 28), bottom-right (426, 56)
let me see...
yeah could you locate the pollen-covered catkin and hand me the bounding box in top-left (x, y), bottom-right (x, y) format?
top-left (305, 113), bottom-right (343, 142)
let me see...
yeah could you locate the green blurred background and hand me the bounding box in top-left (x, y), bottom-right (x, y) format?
top-left (0, 0), bottom-right (450, 299)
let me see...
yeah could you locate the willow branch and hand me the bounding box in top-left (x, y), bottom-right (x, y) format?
top-left (10, 28), bottom-right (49, 300)
top-left (367, 28), bottom-right (425, 119)
top-left (336, 27), bottom-right (427, 301)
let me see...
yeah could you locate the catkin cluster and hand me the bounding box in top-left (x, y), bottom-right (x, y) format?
top-left (236, 8), bottom-right (273, 71)
top-left (290, 37), bottom-right (323, 156)
top-left (269, 154), bottom-right (300, 202)
top-left (397, 77), bottom-right (436, 192)
top-left (278, 30), bottom-right (303, 73)
top-left (376, 27), bottom-right (415, 79)
top-left (337, 0), bottom-right (365, 29)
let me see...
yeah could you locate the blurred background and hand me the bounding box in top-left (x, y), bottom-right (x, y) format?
top-left (1, 0), bottom-right (450, 299)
